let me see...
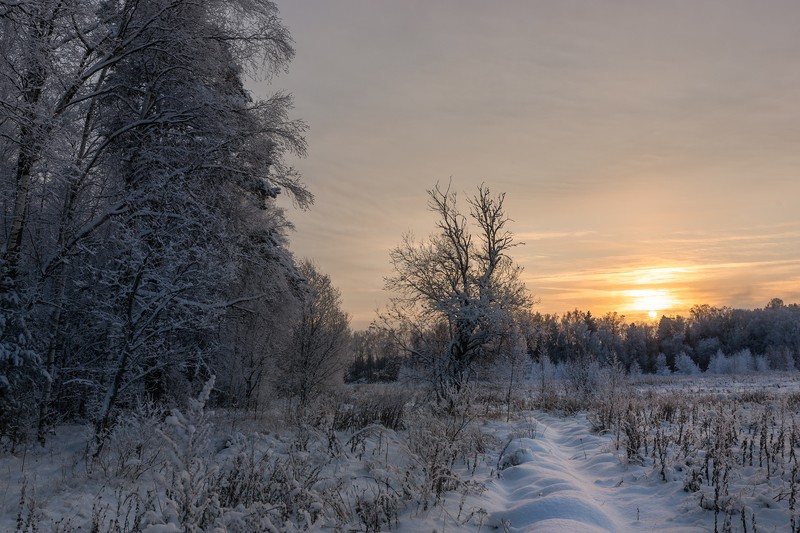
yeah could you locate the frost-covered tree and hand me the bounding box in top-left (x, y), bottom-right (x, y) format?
top-left (383, 183), bottom-right (531, 401)
top-left (86, 0), bottom-right (308, 442)
top-left (348, 327), bottom-right (405, 383)
top-left (655, 353), bottom-right (671, 375)
top-left (730, 349), bottom-right (755, 374)
top-left (277, 261), bottom-right (350, 414)
top-left (594, 312), bottom-right (627, 365)
top-left (707, 350), bottom-right (731, 374)
top-left (0, 265), bottom-right (41, 447)
top-left (215, 240), bottom-right (303, 411)
top-left (623, 322), bottom-right (658, 372)
top-left (675, 352), bottom-right (701, 375)
top-left (657, 315), bottom-right (690, 370)
top-left (0, 0), bottom-right (310, 444)
top-left (0, 0), bottom-right (116, 443)
top-left (477, 320), bottom-right (531, 422)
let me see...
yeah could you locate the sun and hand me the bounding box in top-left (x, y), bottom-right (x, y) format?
top-left (624, 288), bottom-right (674, 320)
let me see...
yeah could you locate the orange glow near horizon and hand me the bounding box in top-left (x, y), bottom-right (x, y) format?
top-left (624, 288), bottom-right (677, 319)
top-left (524, 264), bottom-right (699, 322)
top-left (613, 266), bottom-right (691, 321)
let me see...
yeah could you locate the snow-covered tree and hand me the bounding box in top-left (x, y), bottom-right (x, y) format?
top-left (215, 241), bottom-right (303, 411)
top-left (0, 0), bottom-right (310, 444)
top-left (675, 352), bottom-right (701, 375)
top-left (277, 261), bottom-right (351, 414)
top-left (655, 353), bottom-right (671, 376)
top-left (382, 183), bottom-right (531, 401)
top-left (0, 264), bottom-right (41, 447)
top-left (730, 349), bottom-right (755, 374)
top-left (348, 327), bottom-right (405, 383)
top-left (707, 350), bottom-right (731, 374)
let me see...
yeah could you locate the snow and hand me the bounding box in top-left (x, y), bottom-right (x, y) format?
top-left (387, 410), bottom-right (710, 532)
top-left (392, 376), bottom-right (800, 532)
top-left (2, 375), bottom-right (800, 532)
top-left (481, 413), bottom-right (707, 532)
top-left (489, 417), bottom-right (626, 531)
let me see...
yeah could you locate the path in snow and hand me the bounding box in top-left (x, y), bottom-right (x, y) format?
top-left (482, 413), bottom-right (706, 532)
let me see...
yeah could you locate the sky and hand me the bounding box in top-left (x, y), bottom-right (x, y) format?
top-left (252, 0), bottom-right (800, 329)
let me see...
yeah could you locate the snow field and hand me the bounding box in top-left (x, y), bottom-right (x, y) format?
top-left (3, 376), bottom-right (800, 532)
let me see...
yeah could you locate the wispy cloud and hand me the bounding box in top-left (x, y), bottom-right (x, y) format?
top-left (515, 231), bottom-right (596, 241)
top-left (268, 1), bottom-right (800, 327)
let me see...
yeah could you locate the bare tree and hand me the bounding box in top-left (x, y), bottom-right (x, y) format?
top-left (383, 182), bottom-right (531, 402)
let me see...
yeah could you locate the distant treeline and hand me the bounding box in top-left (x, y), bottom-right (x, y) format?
top-left (349, 298), bottom-right (800, 381)
top-left (523, 298), bottom-right (799, 374)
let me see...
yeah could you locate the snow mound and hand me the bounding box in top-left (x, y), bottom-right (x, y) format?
top-left (493, 492), bottom-right (617, 532)
top-left (498, 438), bottom-right (537, 469)
top-left (481, 413), bottom-right (709, 532)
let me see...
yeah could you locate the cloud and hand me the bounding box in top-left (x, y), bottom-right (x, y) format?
top-left (262, 1), bottom-right (800, 328)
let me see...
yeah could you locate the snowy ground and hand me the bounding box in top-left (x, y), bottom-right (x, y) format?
top-left (2, 375), bottom-right (799, 532)
top-left (630, 372), bottom-right (800, 396)
top-left (481, 413), bottom-right (706, 532)
top-left (393, 375), bottom-right (800, 532)
top-left (393, 412), bottom-right (710, 533)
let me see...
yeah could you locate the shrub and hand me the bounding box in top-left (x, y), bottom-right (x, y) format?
top-left (333, 386), bottom-right (409, 431)
top-left (92, 401), bottom-right (166, 481)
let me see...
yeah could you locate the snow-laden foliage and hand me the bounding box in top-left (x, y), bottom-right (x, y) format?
top-left (0, 267), bottom-right (42, 448)
top-left (0, 0), bottom-right (312, 445)
top-left (145, 379), bottom-right (219, 531)
top-left (675, 351), bottom-right (702, 375)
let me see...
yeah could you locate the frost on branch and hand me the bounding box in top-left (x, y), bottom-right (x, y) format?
top-left (382, 182), bottom-right (531, 404)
